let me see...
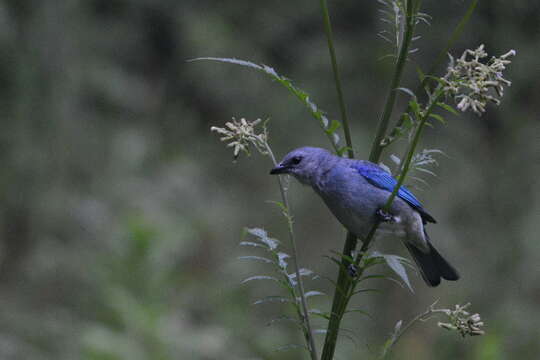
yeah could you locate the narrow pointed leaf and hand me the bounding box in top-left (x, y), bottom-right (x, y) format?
top-left (242, 275), bottom-right (280, 284)
top-left (253, 295), bottom-right (292, 305)
top-left (238, 256), bottom-right (274, 264)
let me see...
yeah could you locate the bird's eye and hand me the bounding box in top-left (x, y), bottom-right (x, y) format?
top-left (291, 156), bottom-right (302, 165)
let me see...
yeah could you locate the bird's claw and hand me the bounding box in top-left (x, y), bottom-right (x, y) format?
top-left (347, 264), bottom-right (358, 278)
top-left (376, 209), bottom-right (394, 223)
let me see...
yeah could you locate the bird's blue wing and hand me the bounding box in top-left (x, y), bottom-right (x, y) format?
top-left (354, 164), bottom-right (422, 209)
top-left (353, 162), bottom-right (436, 223)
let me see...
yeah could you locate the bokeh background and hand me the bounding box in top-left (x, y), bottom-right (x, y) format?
top-left (1, 1), bottom-right (539, 359)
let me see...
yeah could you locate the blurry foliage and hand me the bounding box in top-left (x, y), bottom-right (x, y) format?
top-left (0, 0), bottom-right (539, 359)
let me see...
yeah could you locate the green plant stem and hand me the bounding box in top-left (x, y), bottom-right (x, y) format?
top-left (322, 2), bottom-right (416, 359)
top-left (266, 146), bottom-right (318, 360)
top-left (369, 0), bottom-right (416, 163)
top-left (319, 1), bottom-right (357, 358)
top-left (320, 0), bottom-right (354, 159)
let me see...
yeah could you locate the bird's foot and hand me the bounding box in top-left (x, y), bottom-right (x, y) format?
top-left (347, 264), bottom-right (358, 278)
top-left (376, 209), bottom-right (395, 223)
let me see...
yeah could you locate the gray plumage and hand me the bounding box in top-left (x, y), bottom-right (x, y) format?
top-left (270, 146), bottom-right (459, 287)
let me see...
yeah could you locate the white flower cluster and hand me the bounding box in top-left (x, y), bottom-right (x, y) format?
top-left (437, 303), bottom-right (485, 337)
top-left (211, 118), bottom-right (268, 158)
top-left (444, 45), bottom-right (516, 115)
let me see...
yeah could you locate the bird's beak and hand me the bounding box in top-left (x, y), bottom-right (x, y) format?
top-left (270, 164), bottom-right (289, 175)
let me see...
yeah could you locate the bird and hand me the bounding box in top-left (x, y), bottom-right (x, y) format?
top-left (269, 146), bottom-right (459, 287)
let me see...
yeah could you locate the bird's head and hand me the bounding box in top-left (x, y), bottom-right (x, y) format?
top-left (270, 147), bottom-right (330, 185)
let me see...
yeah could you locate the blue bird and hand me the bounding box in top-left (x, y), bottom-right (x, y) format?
top-left (270, 146), bottom-right (459, 287)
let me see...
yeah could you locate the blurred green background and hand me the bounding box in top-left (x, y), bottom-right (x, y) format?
top-left (1, 1), bottom-right (539, 359)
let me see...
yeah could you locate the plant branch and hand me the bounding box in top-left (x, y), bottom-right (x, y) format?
top-left (320, 0), bottom-right (354, 159)
top-left (266, 145), bottom-right (318, 360)
top-left (369, 0), bottom-right (416, 163)
top-left (379, 302), bottom-right (439, 359)
top-left (322, 2), bottom-right (416, 359)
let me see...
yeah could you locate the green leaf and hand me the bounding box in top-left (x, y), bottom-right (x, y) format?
top-left (309, 308), bottom-right (331, 320)
top-left (329, 250), bottom-right (354, 264)
top-left (246, 227), bottom-right (279, 250)
top-left (437, 102), bottom-right (459, 115)
top-left (242, 275), bottom-right (280, 284)
top-left (409, 100), bottom-right (422, 117)
top-left (288, 268), bottom-right (314, 279)
top-left (337, 145), bottom-right (352, 157)
top-left (344, 309), bottom-right (373, 319)
top-left (189, 57), bottom-right (342, 153)
top-left (372, 252), bottom-right (414, 292)
top-left (429, 113), bottom-right (446, 124)
top-left (239, 241), bottom-right (266, 249)
top-left (395, 87), bottom-right (416, 98)
top-left (252, 295), bottom-right (292, 305)
top-left (325, 119), bottom-right (341, 135)
top-left (237, 255), bottom-right (274, 264)
top-left (304, 290), bottom-right (326, 298)
top-left (352, 288), bottom-right (381, 296)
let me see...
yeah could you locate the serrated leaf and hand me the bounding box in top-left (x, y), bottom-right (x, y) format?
top-left (242, 275), bottom-right (280, 284)
top-left (189, 57), bottom-right (342, 153)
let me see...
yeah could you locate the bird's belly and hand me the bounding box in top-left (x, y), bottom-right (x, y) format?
top-left (319, 191), bottom-right (408, 240)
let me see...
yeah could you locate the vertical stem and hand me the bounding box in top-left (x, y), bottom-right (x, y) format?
top-left (320, 0), bottom-right (354, 159)
top-left (322, 1), bottom-right (417, 359)
top-left (369, 0), bottom-right (416, 163)
top-left (318, 1), bottom-right (357, 358)
top-left (267, 147), bottom-right (318, 360)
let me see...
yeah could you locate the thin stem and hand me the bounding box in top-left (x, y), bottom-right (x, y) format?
top-left (319, 0), bottom-right (354, 159)
top-left (379, 306), bottom-right (436, 359)
top-left (266, 146), bottom-right (318, 360)
top-left (369, 0), bottom-right (416, 163)
top-left (322, 2), bottom-right (417, 359)
top-left (319, 1), bottom-right (357, 358)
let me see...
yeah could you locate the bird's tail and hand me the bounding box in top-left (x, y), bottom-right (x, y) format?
top-left (404, 232), bottom-right (459, 287)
